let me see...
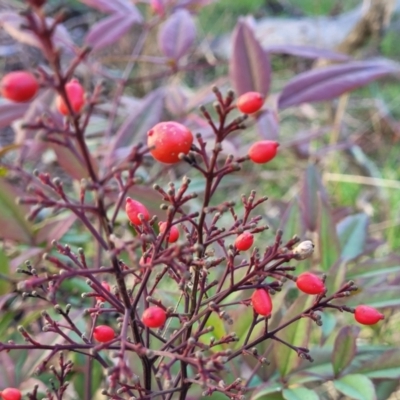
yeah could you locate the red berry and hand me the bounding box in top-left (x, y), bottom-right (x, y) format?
top-left (56, 79), bottom-right (85, 115)
top-left (234, 231), bottom-right (254, 251)
top-left (354, 305), bottom-right (384, 325)
top-left (142, 306), bottom-right (167, 328)
top-left (1, 71), bottom-right (38, 102)
top-left (0, 388), bottom-right (21, 400)
top-left (147, 121), bottom-right (193, 164)
top-left (150, 0), bottom-right (164, 15)
top-left (159, 222), bottom-right (180, 243)
top-left (96, 281), bottom-right (111, 302)
top-left (93, 325), bottom-right (115, 343)
top-left (237, 91), bottom-right (264, 114)
top-left (248, 141), bottom-right (279, 164)
top-left (125, 197), bottom-right (150, 225)
top-left (296, 272), bottom-right (325, 295)
top-left (251, 288), bottom-right (273, 316)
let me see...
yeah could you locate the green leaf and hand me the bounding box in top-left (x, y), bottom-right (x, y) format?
top-left (354, 349), bottom-right (400, 379)
top-left (299, 164), bottom-right (320, 232)
top-left (375, 380), bottom-right (399, 400)
top-left (347, 256), bottom-right (400, 280)
top-left (337, 213), bottom-right (368, 261)
top-left (318, 195), bottom-right (341, 271)
top-left (198, 312), bottom-right (226, 352)
top-left (332, 326), bottom-right (360, 377)
top-left (346, 286), bottom-right (400, 308)
top-left (0, 249), bottom-right (10, 295)
top-left (273, 295), bottom-right (312, 377)
top-left (283, 387), bottom-right (319, 400)
top-left (320, 312), bottom-right (337, 343)
top-left (279, 197), bottom-right (303, 243)
top-left (251, 383), bottom-right (284, 400)
top-left (334, 374), bottom-right (376, 400)
top-left (0, 178), bottom-right (34, 243)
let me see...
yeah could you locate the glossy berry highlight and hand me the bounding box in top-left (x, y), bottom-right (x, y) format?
top-left (354, 305), bottom-right (384, 325)
top-left (93, 325), bottom-right (115, 343)
top-left (252, 289), bottom-right (273, 316)
top-left (234, 231), bottom-right (254, 251)
top-left (248, 141), bottom-right (279, 164)
top-left (296, 272), bottom-right (325, 295)
top-left (159, 222), bottom-right (180, 243)
top-left (0, 388), bottom-right (22, 400)
top-left (142, 306), bottom-right (167, 328)
top-left (147, 121), bottom-right (193, 164)
top-left (237, 91), bottom-right (264, 114)
top-left (125, 197), bottom-right (150, 225)
top-left (1, 71), bottom-right (38, 102)
top-left (56, 79), bottom-right (85, 115)
top-left (95, 281), bottom-right (111, 302)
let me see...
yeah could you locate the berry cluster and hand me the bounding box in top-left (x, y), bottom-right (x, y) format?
top-left (1, 49), bottom-right (385, 398)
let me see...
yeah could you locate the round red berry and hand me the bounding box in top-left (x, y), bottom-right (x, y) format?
top-left (354, 305), bottom-right (384, 325)
top-left (296, 272), bottom-right (325, 295)
top-left (56, 79), bottom-right (85, 115)
top-left (235, 231), bottom-right (254, 251)
top-left (125, 197), bottom-right (150, 225)
top-left (93, 325), bottom-right (115, 343)
top-left (142, 306), bottom-right (167, 328)
top-left (159, 222), bottom-right (180, 243)
top-left (1, 71), bottom-right (38, 103)
top-left (251, 288), bottom-right (273, 316)
top-left (150, 0), bottom-right (164, 15)
top-left (96, 281), bottom-right (111, 302)
top-left (147, 121), bottom-right (193, 164)
top-left (237, 91), bottom-right (264, 114)
top-left (0, 388), bottom-right (22, 400)
top-left (248, 141), bottom-right (279, 164)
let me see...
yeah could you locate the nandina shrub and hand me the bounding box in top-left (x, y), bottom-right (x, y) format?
top-left (0, 1), bottom-right (399, 399)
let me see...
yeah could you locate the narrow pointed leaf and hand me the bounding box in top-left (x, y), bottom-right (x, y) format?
top-left (265, 45), bottom-right (350, 61)
top-left (346, 286), bottom-right (400, 309)
top-left (332, 326), bottom-right (360, 377)
top-left (354, 349), bottom-right (400, 379)
top-left (334, 374), bottom-right (376, 400)
top-left (158, 9), bottom-right (196, 60)
top-left (299, 164), bottom-right (320, 232)
top-left (273, 295), bottom-right (312, 377)
top-left (107, 88), bottom-right (164, 166)
top-left (318, 194), bottom-right (341, 271)
top-left (0, 102), bottom-right (29, 128)
top-left (347, 256), bottom-right (400, 280)
top-left (256, 108), bottom-right (279, 140)
top-left (0, 178), bottom-right (33, 243)
top-left (278, 59), bottom-right (400, 109)
top-left (85, 13), bottom-right (140, 51)
top-left (337, 213), bottom-right (368, 261)
top-left (0, 250), bottom-right (10, 295)
top-left (279, 197), bottom-right (303, 243)
top-left (229, 19), bottom-right (271, 96)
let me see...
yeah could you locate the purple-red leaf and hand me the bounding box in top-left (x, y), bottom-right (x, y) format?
top-left (78, 0), bottom-right (136, 13)
top-left (265, 45), bottom-right (350, 61)
top-left (229, 19), bottom-right (271, 96)
top-left (255, 108), bottom-right (279, 140)
top-left (158, 9), bottom-right (196, 60)
top-left (278, 59), bottom-right (400, 109)
top-left (85, 13), bottom-right (140, 51)
top-left (106, 88), bottom-right (165, 166)
top-left (0, 102), bottom-right (29, 129)
top-left (332, 325), bottom-right (360, 377)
